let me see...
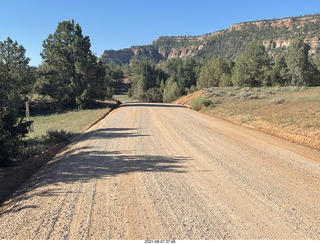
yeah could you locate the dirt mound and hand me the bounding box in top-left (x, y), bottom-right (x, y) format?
top-left (173, 90), bottom-right (204, 107)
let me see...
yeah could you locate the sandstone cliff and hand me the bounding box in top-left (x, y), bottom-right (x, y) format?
top-left (100, 14), bottom-right (320, 65)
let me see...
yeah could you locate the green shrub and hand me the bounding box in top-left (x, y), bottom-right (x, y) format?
top-left (191, 97), bottom-right (213, 111)
top-left (46, 130), bottom-right (71, 144)
top-left (241, 114), bottom-right (252, 123)
top-left (185, 85), bottom-right (198, 94)
top-left (142, 88), bottom-right (163, 102)
top-left (270, 98), bottom-right (285, 105)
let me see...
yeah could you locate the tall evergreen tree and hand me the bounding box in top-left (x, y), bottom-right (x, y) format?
top-left (232, 41), bottom-right (272, 87)
top-left (197, 57), bottom-right (233, 88)
top-left (129, 59), bottom-right (167, 100)
top-left (164, 58), bottom-right (201, 95)
top-left (274, 52), bottom-right (290, 86)
top-left (285, 38), bottom-right (319, 86)
top-left (36, 20), bottom-right (109, 108)
top-left (0, 37), bottom-right (33, 165)
top-left (163, 77), bottom-right (180, 103)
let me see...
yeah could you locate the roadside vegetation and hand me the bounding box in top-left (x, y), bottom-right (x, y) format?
top-left (2, 17), bottom-right (320, 166)
top-left (127, 39), bottom-right (320, 103)
top-left (175, 86), bottom-right (320, 150)
top-left (125, 38), bottom-right (320, 150)
top-left (190, 97), bottom-right (213, 111)
top-left (0, 20), bottom-right (121, 166)
top-left (21, 100), bottom-right (119, 162)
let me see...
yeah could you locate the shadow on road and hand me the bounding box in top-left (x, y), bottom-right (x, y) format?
top-left (120, 103), bottom-right (185, 108)
top-left (71, 127), bottom-right (149, 143)
top-left (81, 127), bottom-right (148, 140)
top-left (0, 127), bottom-right (189, 214)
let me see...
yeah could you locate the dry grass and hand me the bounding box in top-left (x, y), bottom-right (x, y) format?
top-left (211, 87), bottom-right (320, 127)
top-left (174, 86), bottom-right (320, 150)
top-left (21, 100), bottom-right (119, 160)
top-left (27, 108), bottom-right (110, 139)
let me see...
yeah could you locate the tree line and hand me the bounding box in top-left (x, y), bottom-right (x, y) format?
top-left (0, 20), bottom-right (119, 165)
top-left (1, 19), bottom-right (320, 165)
top-left (128, 38), bottom-right (320, 103)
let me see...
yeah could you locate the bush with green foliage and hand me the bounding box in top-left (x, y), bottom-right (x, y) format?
top-left (190, 97), bottom-right (213, 111)
top-left (129, 59), bottom-right (167, 101)
top-left (163, 77), bottom-right (180, 103)
top-left (142, 88), bottom-right (163, 102)
top-left (197, 57), bottom-right (233, 88)
top-left (164, 58), bottom-right (201, 96)
top-left (185, 85), bottom-right (198, 94)
top-left (0, 37), bottom-right (34, 165)
top-left (46, 130), bottom-right (72, 144)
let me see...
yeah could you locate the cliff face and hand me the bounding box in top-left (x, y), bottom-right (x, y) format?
top-left (100, 14), bottom-right (320, 65)
top-left (101, 49), bottom-right (135, 65)
top-left (263, 35), bottom-right (320, 55)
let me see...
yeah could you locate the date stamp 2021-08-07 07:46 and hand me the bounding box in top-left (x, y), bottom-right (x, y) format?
top-left (145, 240), bottom-right (176, 244)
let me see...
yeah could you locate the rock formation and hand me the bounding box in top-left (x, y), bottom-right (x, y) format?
top-left (100, 14), bottom-right (320, 65)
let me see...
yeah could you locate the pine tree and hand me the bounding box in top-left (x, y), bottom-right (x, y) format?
top-left (0, 37), bottom-right (33, 165)
top-left (232, 41), bottom-right (272, 87)
top-left (197, 57), bottom-right (233, 88)
top-left (164, 58), bottom-right (201, 95)
top-left (285, 38), bottom-right (319, 86)
top-left (163, 77), bottom-right (180, 103)
top-left (36, 20), bottom-right (109, 108)
top-left (129, 59), bottom-right (167, 100)
top-left (274, 52), bottom-right (290, 86)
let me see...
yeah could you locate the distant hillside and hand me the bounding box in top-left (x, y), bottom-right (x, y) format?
top-left (100, 13), bottom-right (320, 65)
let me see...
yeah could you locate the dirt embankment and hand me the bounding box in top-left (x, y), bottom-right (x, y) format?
top-left (173, 90), bottom-right (320, 151)
top-left (173, 90), bottom-right (204, 108)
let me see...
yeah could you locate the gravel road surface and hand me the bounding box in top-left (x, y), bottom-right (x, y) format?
top-left (1, 103), bottom-right (320, 240)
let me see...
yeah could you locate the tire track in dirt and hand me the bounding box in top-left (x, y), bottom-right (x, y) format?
top-left (1, 103), bottom-right (320, 240)
top-left (152, 105), bottom-right (320, 239)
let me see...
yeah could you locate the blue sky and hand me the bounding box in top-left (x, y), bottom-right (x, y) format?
top-left (1, 0), bottom-right (320, 66)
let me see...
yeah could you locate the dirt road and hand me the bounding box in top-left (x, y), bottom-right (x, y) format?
top-left (1, 103), bottom-right (320, 240)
